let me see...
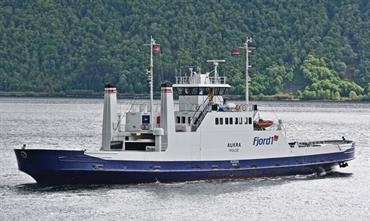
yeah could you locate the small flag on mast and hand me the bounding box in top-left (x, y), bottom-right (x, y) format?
top-left (152, 44), bottom-right (161, 54)
top-left (231, 49), bottom-right (241, 55)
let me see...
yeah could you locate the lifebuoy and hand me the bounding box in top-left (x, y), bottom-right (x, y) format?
top-left (241, 105), bottom-right (247, 111)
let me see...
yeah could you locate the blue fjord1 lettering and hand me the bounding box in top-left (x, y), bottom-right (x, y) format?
top-left (253, 135), bottom-right (279, 147)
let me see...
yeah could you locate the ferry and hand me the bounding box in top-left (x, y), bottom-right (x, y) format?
top-left (14, 37), bottom-right (355, 185)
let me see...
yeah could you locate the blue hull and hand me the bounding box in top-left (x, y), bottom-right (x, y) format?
top-left (14, 148), bottom-right (355, 185)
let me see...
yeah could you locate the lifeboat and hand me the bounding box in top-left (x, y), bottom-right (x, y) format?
top-left (254, 119), bottom-right (273, 129)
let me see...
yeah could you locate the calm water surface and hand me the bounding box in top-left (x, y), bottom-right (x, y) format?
top-left (0, 98), bottom-right (369, 220)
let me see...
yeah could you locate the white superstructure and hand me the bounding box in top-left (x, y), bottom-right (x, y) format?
top-left (92, 39), bottom-right (352, 163)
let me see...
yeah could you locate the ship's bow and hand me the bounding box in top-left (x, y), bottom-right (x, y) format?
top-left (14, 149), bottom-right (84, 184)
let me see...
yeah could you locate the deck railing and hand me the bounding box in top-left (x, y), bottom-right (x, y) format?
top-left (175, 76), bottom-right (227, 84)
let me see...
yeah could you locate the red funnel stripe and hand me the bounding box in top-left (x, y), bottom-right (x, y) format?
top-left (104, 88), bottom-right (116, 94)
top-left (161, 87), bottom-right (172, 93)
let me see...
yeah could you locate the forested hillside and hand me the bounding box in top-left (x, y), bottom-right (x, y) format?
top-left (0, 0), bottom-right (369, 99)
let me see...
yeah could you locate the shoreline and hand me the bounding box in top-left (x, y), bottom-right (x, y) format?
top-left (0, 91), bottom-right (369, 102)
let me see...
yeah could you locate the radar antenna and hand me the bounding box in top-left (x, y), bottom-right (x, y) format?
top-left (207, 60), bottom-right (225, 83)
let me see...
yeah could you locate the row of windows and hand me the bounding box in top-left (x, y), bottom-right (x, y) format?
top-left (174, 87), bottom-right (228, 96)
top-left (215, 117), bottom-right (252, 125)
top-left (176, 116), bottom-right (253, 126)
top-left (176, 116), bottom-right (191, 124)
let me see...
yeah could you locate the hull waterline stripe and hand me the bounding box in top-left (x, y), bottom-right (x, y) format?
top-left (59, 157), bottom-right (353, 173)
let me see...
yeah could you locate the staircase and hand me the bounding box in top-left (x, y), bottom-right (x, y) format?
top-left (191, 99), bottom-right (213, 131)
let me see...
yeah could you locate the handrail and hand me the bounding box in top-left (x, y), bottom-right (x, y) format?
top-left (191, 98), bottom-right (209, 122)
top-left (175, 76), bottom-right (227, 84)
top-left (288, 140), bottom-right (354, 148)
top-left (191, 98), bottom-right (212, 131)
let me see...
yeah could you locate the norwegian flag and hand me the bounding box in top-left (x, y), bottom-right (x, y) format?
top-left (231, 49), bottom-right (241, 55)
top-left (152, 44), bottom-right (161, 54)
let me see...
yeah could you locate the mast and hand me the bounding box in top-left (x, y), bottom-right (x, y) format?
top-left (145, 36), bottom-right (158, 130)
top-left (150, 36), bottom-right (154, 130)
top-left (241, 37), bottom-right (252, 106)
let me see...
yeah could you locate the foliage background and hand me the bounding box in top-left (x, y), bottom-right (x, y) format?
top-left (0, 0), bottom-right (369, 99)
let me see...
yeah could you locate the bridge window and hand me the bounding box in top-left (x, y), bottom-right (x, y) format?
top-left (220, 118), bottom-right (223, 125)
top-left (174, 87), bottom-right (201, 96)
top-left (235, 117), bottom-right (238, 124)
top-left (174, 87), bottom-right (228, 96)
top-left (219, 87), bottom-right (227, 95)
top-left (225, 117), bottom-right (229, 125)
top-left (174, 87), bottom-right (229, 96)
top-left (239, 117), bottom-right (243, 124)
top-left (188, 117), bottom-right (191, 124)
top-left (229, 117), bottom-right (233, 125)
top-left (191, 88), bottom-right (198, 94)
top-left (176, 116), bottom-right (180, 123)
top-left (213, 87), bottom-right (228, 95)
top-left (249, 117), bottom-right (252, 124)
top-left (182, 116), bottom-right (186, 124)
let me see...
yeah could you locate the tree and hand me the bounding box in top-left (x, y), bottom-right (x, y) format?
top-left (0, 0), bottom-right (368, 97)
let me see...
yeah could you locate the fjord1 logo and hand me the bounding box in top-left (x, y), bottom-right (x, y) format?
top-left (253, 135), bottom-right (279, 147)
